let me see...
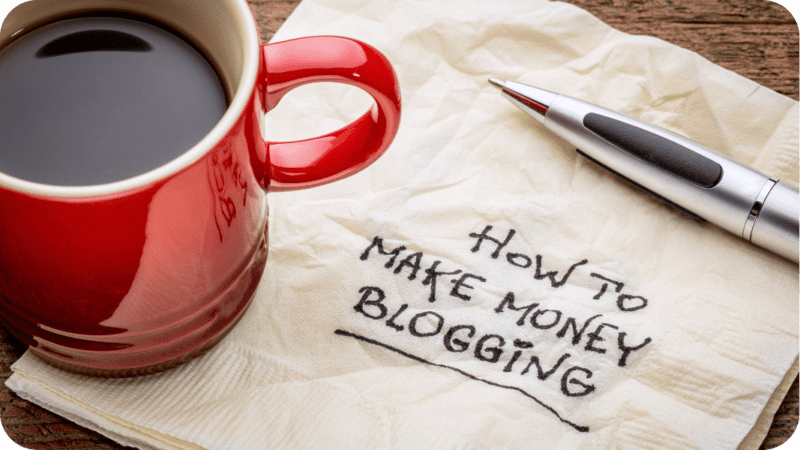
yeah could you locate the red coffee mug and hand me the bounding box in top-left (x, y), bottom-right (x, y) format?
top-left (0, 0), bottom-right (401, 376)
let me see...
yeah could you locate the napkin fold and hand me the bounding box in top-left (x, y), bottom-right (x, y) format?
top-left (7, 0), bottom-right (799, 449)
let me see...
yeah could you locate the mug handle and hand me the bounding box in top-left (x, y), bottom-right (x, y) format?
top-left (262, 36), bottom-right (402, 191)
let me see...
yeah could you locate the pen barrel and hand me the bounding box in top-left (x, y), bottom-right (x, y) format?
top-left (542, 95), bottom-right (799, 262)
top-left (751, 181), bottom-right (799, 262)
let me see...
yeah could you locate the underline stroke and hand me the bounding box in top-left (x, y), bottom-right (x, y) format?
top-left (334, 329), bottom-right (590, 433)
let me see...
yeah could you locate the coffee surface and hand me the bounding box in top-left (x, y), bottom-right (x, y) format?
top-left (0, 16), bottom-right (227, 186)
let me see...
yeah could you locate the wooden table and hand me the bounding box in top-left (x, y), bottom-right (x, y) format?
top-left (1, 0), bottom-right (796, 448)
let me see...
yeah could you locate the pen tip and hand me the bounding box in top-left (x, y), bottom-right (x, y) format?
top-left (488, 78), bottom-right (505, 90)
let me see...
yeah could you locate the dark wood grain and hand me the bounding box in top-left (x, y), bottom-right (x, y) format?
top-left (562, 0), bottom-right (799, 100)
top-left (566, 0), bottom-right (800, 100)
top-left (0, 0), bottom-right (796, 448)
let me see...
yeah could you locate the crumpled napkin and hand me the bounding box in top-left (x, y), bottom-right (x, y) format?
top-left (6, 0), bottom-right (799, 449)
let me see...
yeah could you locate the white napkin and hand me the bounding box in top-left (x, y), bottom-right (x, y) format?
top-left (7, 1), bottom-right (798, 449)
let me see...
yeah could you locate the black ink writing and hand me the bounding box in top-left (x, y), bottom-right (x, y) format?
top-left (360, 236), bottom-right (406, 268)
top-left (450, 273), bottom-right (487, 301)
top-left (494, 292), bottom-right (539, 326)
top-left (468, 225), bottom-right (588, 291)
top-left (556, 314), bottom-right (602, 346)
top-left (561, 366), bottom-right (595, 397)
top-left (385, 304), bottom-right (408, 331)
top-left (361, 236), bottom-right (484, 303)
top-left (409, 311), bottom-right (444, 337)
top-left (535, 255), bottom-right (589, 288)
top-left (584, 323), bottom-right (619, 354)
top-left (394, 252), bottom-right (423, 280)
top-left (617, 294), bottom-right (648, 312)
top-left (352, 287), bottom-right (603, 401)
top-left (494, 292), bottom-right (651, 367)
top-left (468, 225), bottom-right (651, 312)
top-left (469, 225), bottom-right (515, 258)
top-left (521, 353), bottom-right (572, 381)
top-left (590, 273), bottom-right (623, 300)
top-left (617, 332), bottom-right (652, 367)
top-left (353, 286), bottom-right (388, 320)
top-left (590, 273), bottom-right (649, 312)
top-left (474, 334), bottom-right (505, 363)
top-left (422, 261), bottom-right (462, 303)
top-left (531, 309), bottom-right (562, 330)
top-left (444, 325), bottom-right (475, 352)
top-left (503, 339), bottom-right (534, 373)
top-left (353, 228), bottom-right (655, 417)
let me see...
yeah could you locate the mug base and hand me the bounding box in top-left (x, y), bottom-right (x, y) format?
top-left (2, 236), bottom-right (268, 378)
top-left (27, 298), bottom-right (249, 377)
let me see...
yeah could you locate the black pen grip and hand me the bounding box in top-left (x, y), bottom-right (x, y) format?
top-left (583, 113), bottom-right (723, 188)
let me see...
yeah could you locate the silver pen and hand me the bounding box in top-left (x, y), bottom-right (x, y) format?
top-left (489, 78), bottom-right (799, 263)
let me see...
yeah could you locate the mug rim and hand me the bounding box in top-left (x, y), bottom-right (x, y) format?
top-left (0, 0), bottom-right (261, 198)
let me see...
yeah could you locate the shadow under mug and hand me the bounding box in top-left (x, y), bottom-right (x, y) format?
top-left (0, 0), bottom-right (401, 376)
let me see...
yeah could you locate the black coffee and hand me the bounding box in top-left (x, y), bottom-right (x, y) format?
top-left (0, 16), bottom-right (227, 186)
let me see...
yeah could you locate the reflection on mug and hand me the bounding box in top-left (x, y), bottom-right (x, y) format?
top-left (100, 151), bottom-right (263, 333)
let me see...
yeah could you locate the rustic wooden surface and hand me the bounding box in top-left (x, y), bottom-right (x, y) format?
top-left (0, 0), bottom-right (797, 448)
